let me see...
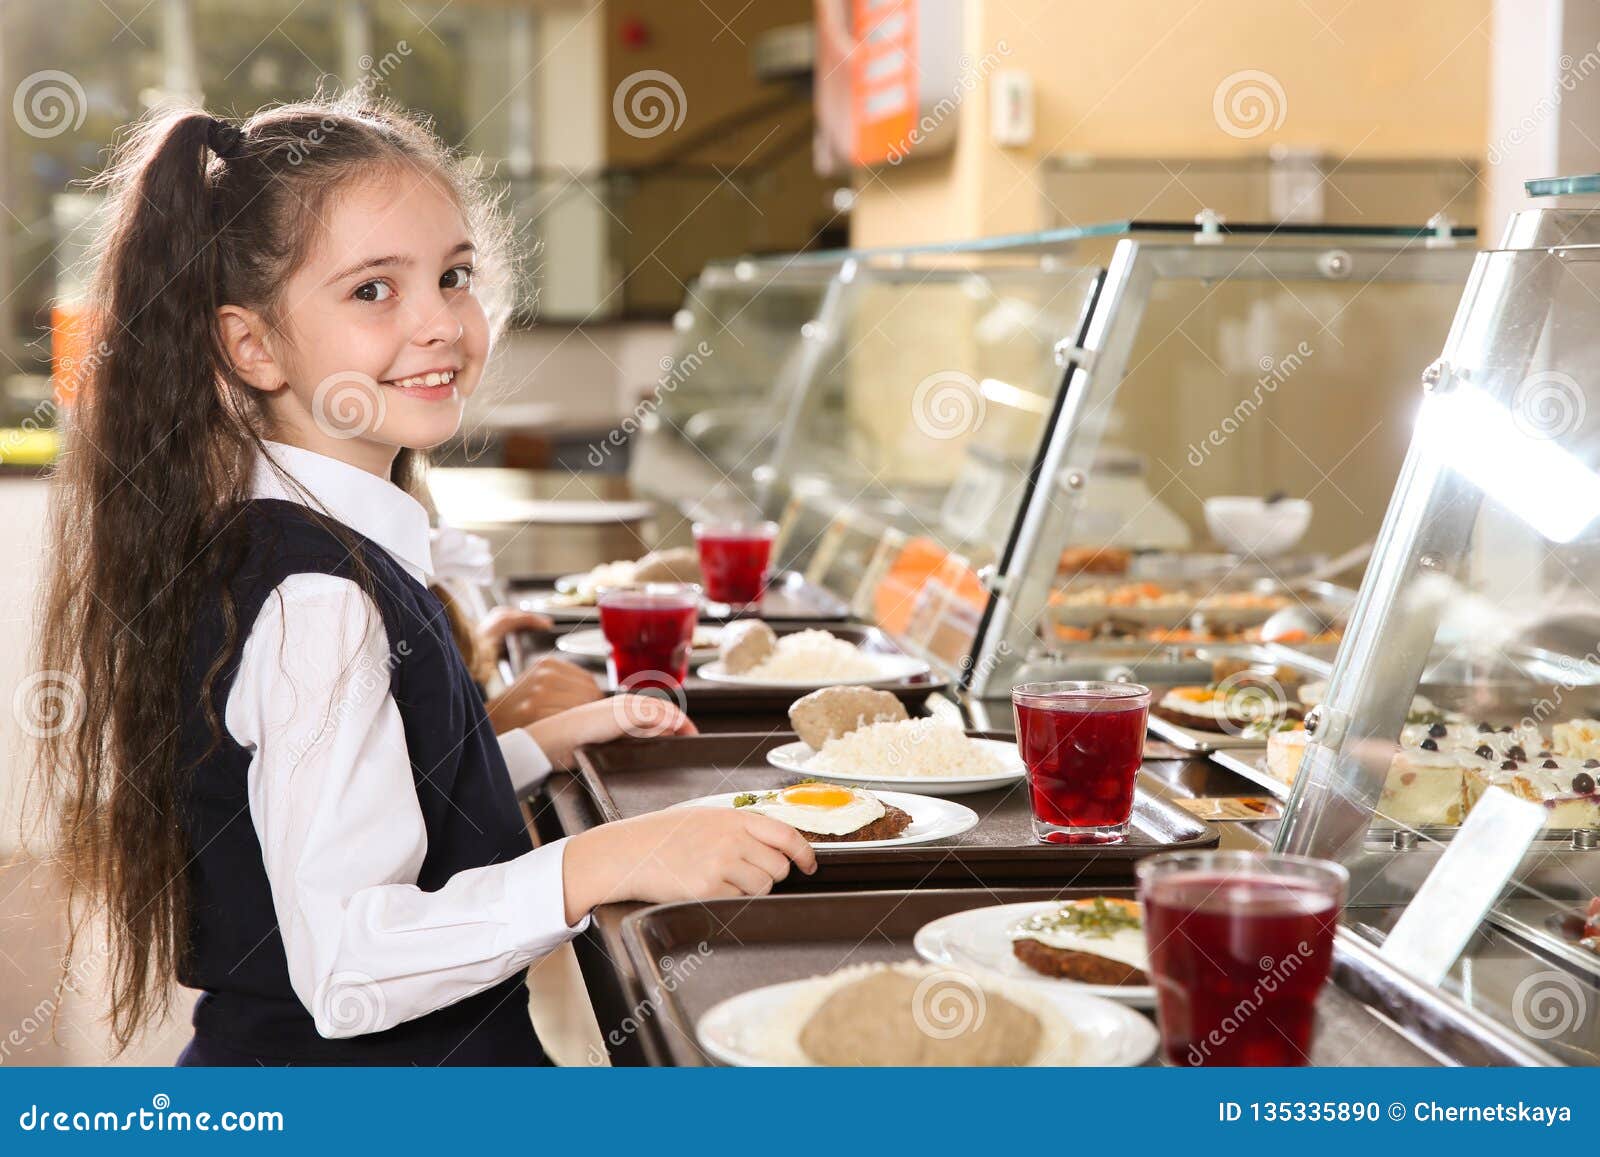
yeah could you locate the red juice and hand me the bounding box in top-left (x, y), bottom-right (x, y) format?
top-left (596, 586), bottom-right (700, 690)
top-left (693, 521), bottom-right (776, 605)
top-left (1012, 681), bottom-right (1150, 842)
top-left (1141, 869), bottom-right (1341, 1066)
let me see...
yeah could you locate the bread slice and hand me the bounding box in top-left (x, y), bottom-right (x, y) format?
top-left (631, 546), bottom-right (701, 584)
top-left (718, 619), bottom-right (777, 674)
top-left (788, 685), bottom-right (909, 750)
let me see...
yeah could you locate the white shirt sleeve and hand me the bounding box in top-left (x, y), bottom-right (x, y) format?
top-left (497, 728), bottom-right (554, 795)
top-left (225, 572), bottom-right (591, 1040)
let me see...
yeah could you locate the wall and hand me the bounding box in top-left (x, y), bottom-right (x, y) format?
top-left (853, 0), bottom-right (1493, 244)
top-left (602, 0), bottom-right (835, 313)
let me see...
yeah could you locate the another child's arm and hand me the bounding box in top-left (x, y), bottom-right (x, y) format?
top-left (476, 605), bottom-right (553, 650)
top-left (486, 654), bottom-right (605, 732)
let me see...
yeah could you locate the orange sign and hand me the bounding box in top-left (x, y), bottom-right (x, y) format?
top-left (849, 0), bottom-right (917, 166)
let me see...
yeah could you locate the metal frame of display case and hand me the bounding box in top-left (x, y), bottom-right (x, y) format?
top-left (748, 248), bottom-right (1109, 684)
top-left (962, 234), bottom-right (1479, 698)
top-left (634, 256), bottom-right (845, 517)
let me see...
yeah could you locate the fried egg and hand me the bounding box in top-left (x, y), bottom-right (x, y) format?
top-left (739, 783), bottom-right (885, 835)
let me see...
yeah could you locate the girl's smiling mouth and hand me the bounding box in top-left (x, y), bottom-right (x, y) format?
top-left (380, 366), bottom-right (459, 400)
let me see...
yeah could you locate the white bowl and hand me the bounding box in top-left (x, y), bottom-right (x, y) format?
top-left (1204, 496), bottom-right (1312, 556)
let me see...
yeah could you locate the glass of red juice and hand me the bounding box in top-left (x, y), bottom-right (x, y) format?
top-left (1137, 851), bottom-right (1347, 1067)
top-left (595, 583), bottom-right (701, 691)
top-left (1011, 680), bottom-right (1150, 844)
top-left (692, 520), bottom-right (778, 606)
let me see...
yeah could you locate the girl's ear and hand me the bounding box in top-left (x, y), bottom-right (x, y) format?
top-left (217, 305), bottom-right (285, 394)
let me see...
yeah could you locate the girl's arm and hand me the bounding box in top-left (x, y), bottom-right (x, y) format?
top-left (228, 574), bottom-right (587, 1040)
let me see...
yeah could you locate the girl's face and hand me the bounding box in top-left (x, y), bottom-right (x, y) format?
top-left (246, 169), bottom-right (491, 473)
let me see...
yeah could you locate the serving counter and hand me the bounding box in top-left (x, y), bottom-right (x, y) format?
top-left (524, 749), bottom-right (1549, 1067)
top-left (479, 211), bottom-right (1600, 1067)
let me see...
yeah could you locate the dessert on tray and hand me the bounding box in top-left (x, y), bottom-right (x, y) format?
top-left (1263, 708), bottom-right (1600, 830)
top-left (1153, 659), bottom-right (1309, 734)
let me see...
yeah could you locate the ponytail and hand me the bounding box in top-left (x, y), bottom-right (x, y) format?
top-left (34, 110), bottom-right (255, 1049)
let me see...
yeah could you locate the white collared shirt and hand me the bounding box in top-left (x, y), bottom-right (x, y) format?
top-left (224, 440), bottom-right (586, 1040)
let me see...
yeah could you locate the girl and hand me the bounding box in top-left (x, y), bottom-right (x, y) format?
top-left (33, 95), bottom-right (814, 1067)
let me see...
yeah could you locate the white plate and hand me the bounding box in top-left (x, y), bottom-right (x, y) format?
top-left (1147, 707), bottom-right (1273, 752)
top-left (670, 790), bottom-right (977, 849)
top-left (695, 971), bottom-right (1158, 1067)
top-left (553, 572), bottom-right (597, 596)
top-left (555, 626), bottom-right (724, 663)
top-left (766, 737), bottom-right (1026, 796)
top-left (554, 570), bottom-right (644, 595)
top-left (913, 902), bottom-right (1156, 1007)
top-left (464, 499), bottom-right (654, 525)
top-left (521, 594), bottom-right (599, 622)
top-left (697, 652), bottom-right (931, 689)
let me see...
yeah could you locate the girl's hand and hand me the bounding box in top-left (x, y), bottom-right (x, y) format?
top-left (486, 655), bottom-right (604, 730)
top-left (562, 807), bottom-right (817, 923)
top-left (476, 606), bottom-right (554, 656)
top-left (525, 695), bottom-right (697, 770)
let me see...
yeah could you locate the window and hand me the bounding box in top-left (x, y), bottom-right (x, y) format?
top-left (0, 0), bottom-right (530, 418)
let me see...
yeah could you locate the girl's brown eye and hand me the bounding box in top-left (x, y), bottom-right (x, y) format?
top-left (441, 264), bottom-right (474, 291)
top-left (354, 280), bottom-right (394, 302)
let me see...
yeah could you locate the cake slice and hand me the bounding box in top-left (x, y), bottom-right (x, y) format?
top-left (1376, 748), bottom-right (1472, 827)
top-left (1462, 756), bottom-right (1600, 829)
top-left (1552, 719), bottom-right (1600, 760)
top-left (1264, 725), bottom-right (1308, 785)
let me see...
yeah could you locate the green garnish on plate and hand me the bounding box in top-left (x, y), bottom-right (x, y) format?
top-left (1013, 897), bottom-right (1142, 939)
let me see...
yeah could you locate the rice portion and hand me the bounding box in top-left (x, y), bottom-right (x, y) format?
top-left (807, 718), bottom-right (1008, 779)
top-left (739, 629), bottom-right (883, 682)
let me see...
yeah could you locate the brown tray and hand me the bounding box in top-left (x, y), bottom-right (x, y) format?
top-left (571, 732), bottom-right (1217, 886)
top-left (510, 570), bottom-right (850, 624)
top-left (618, 887), bottom-right (1448, 1067)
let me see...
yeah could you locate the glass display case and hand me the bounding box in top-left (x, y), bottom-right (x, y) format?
top-left (951, 225), bottom-right (1476, 702)
top-left (755, 251), bottom-right (1103, 672)
top-left (649, 220), bottom-right (1477, 691)
top-left (628, 257), bottom-right (842, 521)
top-left (1277, 184), bottom-right (1600, 1065)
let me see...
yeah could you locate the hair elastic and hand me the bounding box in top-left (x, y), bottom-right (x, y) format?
top-left (204, 117), bottom-right (245, 160)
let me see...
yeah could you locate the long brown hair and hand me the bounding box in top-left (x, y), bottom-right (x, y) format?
top-left (31, 92), bottom-right (513, 1050)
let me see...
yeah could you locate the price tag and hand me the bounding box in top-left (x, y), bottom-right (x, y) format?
top-left (1378, 786), bottom-right (1545, 986)
top-left (1172, 796), bottom-right (1284, 822)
